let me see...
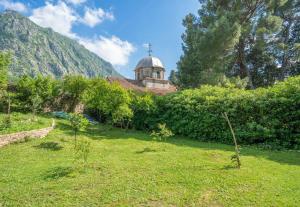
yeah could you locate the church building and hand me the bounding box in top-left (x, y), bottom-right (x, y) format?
top-left (107, 45), bottom-right (176, 95)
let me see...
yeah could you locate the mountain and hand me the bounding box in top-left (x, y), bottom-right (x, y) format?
top-left (0, 10), bottom-right (122, 78)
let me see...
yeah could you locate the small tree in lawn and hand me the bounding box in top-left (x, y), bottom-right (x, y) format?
top-left (75, 138), bottom-right (91, 170)
top-left (69, 113), bottom-right (89, 146)
top-left (151, 123), bottom-right (174, 142)
top-left (222, 112), bottom-right (241, 169)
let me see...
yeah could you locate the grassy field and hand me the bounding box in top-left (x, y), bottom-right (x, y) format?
top-left (0, 118), bottom-right (299, 207)
top-left (0, 113), bottom-right (52, 135)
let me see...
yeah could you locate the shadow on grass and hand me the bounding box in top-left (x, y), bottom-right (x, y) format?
top-left (222, 165), bottom-right (239, 170)
top-left (43, 166), bottom-right (74, 180)
top-left (136, 147), bottom-right (157, 154)
top-left (55, 122), bottom-right (300, 166)
top-left (34, 142), bottom-right (63, 151)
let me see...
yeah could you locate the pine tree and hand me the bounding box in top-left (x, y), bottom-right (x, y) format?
top-left (168, 70), bottom-right (179, 86)
top-left (177, 0), bottom-right (298, 88)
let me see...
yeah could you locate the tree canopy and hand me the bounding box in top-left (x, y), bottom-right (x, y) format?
top-left (177, 0), bottom-right (300, 88)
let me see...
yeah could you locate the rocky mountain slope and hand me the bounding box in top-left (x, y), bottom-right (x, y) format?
top-left (0, 10), bottom-right (121, 78)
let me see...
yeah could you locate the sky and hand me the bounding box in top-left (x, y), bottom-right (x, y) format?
top-left (0, 0), bottom-right (200, 78)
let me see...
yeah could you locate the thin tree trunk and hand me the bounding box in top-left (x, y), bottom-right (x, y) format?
top-left (74, 130), bottom-right (77, 147)
top-left (7, 92), bottom-right (11, 123)
top-left (222, 112), bottom-right (241, 168)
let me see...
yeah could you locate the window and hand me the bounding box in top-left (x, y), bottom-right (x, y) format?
top-left (152, 72), bottom-right (157, 79)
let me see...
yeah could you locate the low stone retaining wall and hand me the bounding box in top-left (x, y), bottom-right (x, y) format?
top-left (0, 119), bottom-right (55, 148)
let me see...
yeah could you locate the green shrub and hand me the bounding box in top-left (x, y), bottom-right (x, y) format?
top-left (0, 115), bottom-right (11, 129)
top-left (133, 76), bottom-right (300, 149)
top-left (151, 123), bottom-right (174, 142)
top-left (69, 113), bottom-right (89, 144)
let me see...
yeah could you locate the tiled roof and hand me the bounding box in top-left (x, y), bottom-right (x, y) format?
top-left (107, 77), bottom-right (177, 95)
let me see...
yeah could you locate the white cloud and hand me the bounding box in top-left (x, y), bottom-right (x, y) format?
top-left (66, 0), bottom-right (86, 5)
top-left (82, 7), bottom-right (114, 27)
top-left (29, 1), bottom-right (77, 37)
top-left (0, 0), bottom-right (27, 12)
top-left (29, 1), bottom-right (134, 66)
top-left (78, 36), bottom-right (135, 66)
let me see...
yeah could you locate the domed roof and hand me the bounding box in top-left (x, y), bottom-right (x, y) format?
top-left (135, 56), bottom-right (164, 70)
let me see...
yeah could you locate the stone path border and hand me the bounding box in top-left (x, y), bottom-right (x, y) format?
top-left (0, 119), bottom-right (55, 148)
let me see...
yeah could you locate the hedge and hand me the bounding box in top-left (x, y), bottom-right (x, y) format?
top-left (132, 76), bottom-right (300, 149)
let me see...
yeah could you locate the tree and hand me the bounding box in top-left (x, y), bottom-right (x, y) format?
top-left (83, 78), bottom-right (132, 126)
top-left (62, 75), bottom-right (89, 112)
top-left (0, 52), bottom-right (11, 125)
top-left (177, 0), bottom-right (298, 88)
top-left (69, 113), bottom-right (89, 145)
top-left (16, 75), bottom-right (56, 112)
top-left (168, 70), bottom-right (179, 86)
top-left (274, 0), bottom-right (300, 79)
top-left (112, 104), bottom-right (133, 129)
top-left (30, 94), bottom-right (43, 120)
top-left (0, 52), bottom-right (10, 93)
top-left (222, 112), bottom-right (241, 168)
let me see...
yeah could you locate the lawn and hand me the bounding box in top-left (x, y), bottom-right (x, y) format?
top-left (0, 113), bottom-right (53, 135)
top-left (0, 119), bottom-right (299, 207)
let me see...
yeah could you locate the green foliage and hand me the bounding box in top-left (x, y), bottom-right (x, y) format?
top-left (15, 75), bottom-right (57, 112)
top-left (83, 78), bottom-right (133, 126)
top-left (151, 123), bottom-right (174, 142)
top-left (0, 114), bottom-right (11, 130)
top-left (112, 104), bottom-right (133, 128)
top-left (177, 0), bottom-right (300, 88)
top-left (0, 51), bottom-right (10, 92)
top-left (130, 92), bottom-right (156, 130)
top-left (218, 76), bottom-right (249, 89)
top-left (168, 70), bottom-right (179, 86)
top-left (0, 112), bottom-right (52, 134)
top-left (69, 113), bottom-right (89, 142)
top-left (69, 114), bottom-right (89, 147)
top-left (62, 75), bottom-right (89, 112)
top-left (30, 94), bottom-right (43, 119)
top-left (134, 76), bottom-right (300, 149)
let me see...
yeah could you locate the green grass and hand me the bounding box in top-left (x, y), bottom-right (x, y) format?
top-left (0, 113), bottom-right (52, 135)
top-left (0, 119), bottom-right (299, 206)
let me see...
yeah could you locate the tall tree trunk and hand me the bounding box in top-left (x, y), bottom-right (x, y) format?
top-left (279, 18), bottom-right (292, 80)
top-left (237, 39), bottom-right (247, 78)
top-left (236, 38), bottom-right (254, 89)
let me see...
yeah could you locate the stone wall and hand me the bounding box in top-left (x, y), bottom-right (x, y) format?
top-left (0, 119), bottom-right (55, 148)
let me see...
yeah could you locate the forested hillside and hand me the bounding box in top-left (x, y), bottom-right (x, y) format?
top-left (0, 10), bottom-right (121, 78)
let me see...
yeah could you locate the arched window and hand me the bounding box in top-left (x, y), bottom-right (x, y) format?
top-left (157, 71), bottom-right (161, 79)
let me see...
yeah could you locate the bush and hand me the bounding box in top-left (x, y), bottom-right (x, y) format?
top-left (133, 76), bottom-right (300, 149)
top-left (151, 123), bottom-right (174, 142)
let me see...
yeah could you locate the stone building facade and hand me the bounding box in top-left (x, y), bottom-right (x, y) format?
top-left (108, 55), bottom-right (176, 95)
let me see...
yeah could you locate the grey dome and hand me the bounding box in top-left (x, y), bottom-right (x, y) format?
top-left (135, 56), bottom-right (164, 70)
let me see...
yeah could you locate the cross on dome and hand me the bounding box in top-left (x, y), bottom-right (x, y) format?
top-left (146, 43), bottom-right (152, 56)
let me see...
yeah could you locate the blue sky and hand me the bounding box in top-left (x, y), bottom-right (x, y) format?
top-left (0, 0), bottom-right (200, 78)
